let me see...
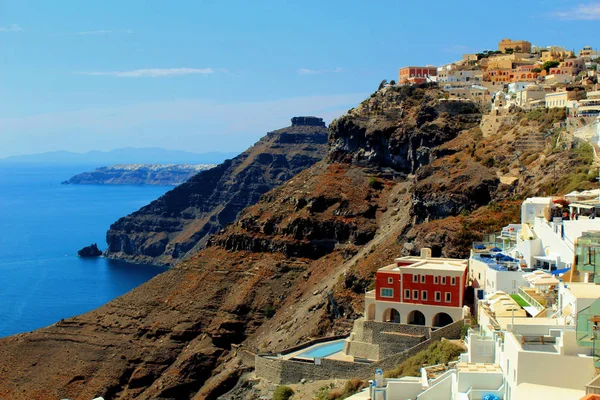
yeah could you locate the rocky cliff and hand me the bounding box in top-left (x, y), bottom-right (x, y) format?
top-left (0, 85), bottom-right (592, 400)
top-left (62, 164), bottom-right (216, 186)
top-left (105, 117), bottom-right (328, 266)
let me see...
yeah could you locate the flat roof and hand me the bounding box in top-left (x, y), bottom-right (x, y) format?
top-left (523, 197), bottom-right (551, 204)
top-left (378, 258), bottom-right (467, 273)
top-left (456, 362), bottom-right (502, 373)
top-left (496, 317), bottom-right (567, 330)
top-left (513, 383), bottom-right (584, 400)
top-left (564, 283), bottom-right (600, 299)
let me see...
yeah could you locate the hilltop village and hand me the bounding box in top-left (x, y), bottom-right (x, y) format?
top-left (397, 38), bottom-right (599, 120)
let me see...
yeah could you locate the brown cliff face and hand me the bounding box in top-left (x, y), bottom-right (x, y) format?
top-left (0, 86), bottom-right (593, 400)
top-left (105, 117), bottom-right (328, 266)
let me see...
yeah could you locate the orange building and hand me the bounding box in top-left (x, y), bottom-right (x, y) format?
top-left (398, 66), bottom-right (437, 84)
top-left (484, 67), bottom-right (540, 83)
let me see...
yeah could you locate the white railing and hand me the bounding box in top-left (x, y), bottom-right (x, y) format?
top-left (518, 287), bottom-right (545, 311)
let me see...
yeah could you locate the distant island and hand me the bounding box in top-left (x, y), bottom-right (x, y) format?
top-left (0, 147), bottom-right (239, 166)
top-left (62, 164), bottom-right (216, 186)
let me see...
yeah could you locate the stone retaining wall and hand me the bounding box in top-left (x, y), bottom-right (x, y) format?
top-left (345, 340), bottom-right (379, 360)
top-left (347, 319), bottom-right (431, 360)
top-left (431, 319), bottom-right (463, 341)
top-left (255, 320), bottom-right (466, 384)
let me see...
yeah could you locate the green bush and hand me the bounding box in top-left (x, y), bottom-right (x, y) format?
top-left (384, 341), bottom-right (464, 378)
top-left (274, 385), bottom-right (294, 400)
top-left (482, 156), bottom-right (495, 168)
top-left (368, 177), bottom-right (377, 188)
top-left (343, 378), bottom-right (367, 396)
top-left (263, 304), bottom-right (276, 319)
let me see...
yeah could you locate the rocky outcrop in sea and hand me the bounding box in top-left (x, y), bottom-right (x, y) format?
top-left (77, 243), bottom-right (103, 257)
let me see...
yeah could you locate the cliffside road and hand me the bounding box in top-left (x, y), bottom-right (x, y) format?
top-left (0, 86), bottom-right (592, 400)
top-left (105, 117), bottom-right (329, 266)
top-left (62, 164), bottom-right (217, 186)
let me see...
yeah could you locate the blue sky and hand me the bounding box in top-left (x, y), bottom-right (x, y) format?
top-left (1, 0), bottom-right (599, 157)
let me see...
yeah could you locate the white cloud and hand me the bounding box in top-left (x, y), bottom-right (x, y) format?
top-left (77, 68), bottom-right (215, 78)
top-left (76, 29), bottom-right (133, 35)
top-left (0, 24), bottom-right (22, 32)
top-left (298, 67), bottom-right (343, 75)
top-left (551, 3), bottom-right (600, 20)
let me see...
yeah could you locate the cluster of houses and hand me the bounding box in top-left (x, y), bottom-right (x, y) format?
top-left (350, 192), bottom-right (600, 400)
top-left (397, 38), bottom-right (600, 119)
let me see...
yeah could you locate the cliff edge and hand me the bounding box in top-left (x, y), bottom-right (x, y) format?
top-left (105, 116), bottom-right (328, 266)
top-left (0, 86), bottom-right (590, 400)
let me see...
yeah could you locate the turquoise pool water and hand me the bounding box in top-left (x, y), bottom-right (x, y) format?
top-left (298, 340), bottom-right (345, 358)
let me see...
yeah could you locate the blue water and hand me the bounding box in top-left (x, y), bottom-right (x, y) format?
top-left (298, 340), bottom-right (345, 358)
top-left (0, 164), bottom-right (171, 338)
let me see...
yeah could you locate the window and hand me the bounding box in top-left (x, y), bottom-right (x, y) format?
top-left (478, 273), bottom-right (481, 280)
top-left (388, 277), bottom-right (393, 284)
top-left (445, 292), bottom-right (451, 303)
top-left (442, 276), bottom-right (447, 285)
top-left (405, 289), bottom-right (411, 300)
top-left (451, 277), bottom-right (456, 285)
top-left (381, 288), bottom-right (393, 298)
top-left (421, 290), bottom-right (428, 301)
top-left (421, 274), bottom-right (426, 283)
top-left (413, 274), bottom-right (418, 283)
top-left (435, 291), bottom-right (441, 302)
top-left (434, 276), bottom-right (439, 284)
top-left (413, 290), bottom-right (419, 300)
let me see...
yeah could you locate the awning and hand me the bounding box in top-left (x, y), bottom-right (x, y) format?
top-left (533, 255), bottom-right (557, 262)
top-left (551, 267), bottom-right (571, 275)
top-left (571, 204), bottom-right (595, 209)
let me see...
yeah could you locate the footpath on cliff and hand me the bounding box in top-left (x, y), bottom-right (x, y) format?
top-left (0, 85), bottom-right (593, 400)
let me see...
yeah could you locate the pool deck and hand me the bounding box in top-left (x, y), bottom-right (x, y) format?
top-left (283, 339), bottom-right (353, 361)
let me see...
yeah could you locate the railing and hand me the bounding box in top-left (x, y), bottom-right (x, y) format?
top-left (586, 374), bottom-right (600, 394)
top-left (518, 287), bottom-right (546, 312)
top-left (563, 234), bottom-right (575, 252)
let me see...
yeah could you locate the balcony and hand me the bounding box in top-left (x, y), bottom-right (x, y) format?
top-left (586, 374), bottom-right (600, 395)
top-left (517, 287), bottom-right (547, 312)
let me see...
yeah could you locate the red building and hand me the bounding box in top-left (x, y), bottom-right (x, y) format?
top-left (398, 66), bottom-right (437, 85)
top-left (365, 248), bottom-right (468, 327)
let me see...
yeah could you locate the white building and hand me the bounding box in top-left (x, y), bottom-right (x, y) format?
top-left (508, 82), bottom-right (536, 94)
top-left (545, 74), bottom-right (576, 85)
top-left (512, 196), bottom-right (600, 273)
top-left (366, 310), bottom-right (597, 400)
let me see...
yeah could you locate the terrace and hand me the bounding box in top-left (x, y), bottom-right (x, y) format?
top-left (471, 251), bottom-right (521, 272)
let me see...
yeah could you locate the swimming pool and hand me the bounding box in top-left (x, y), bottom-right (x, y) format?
top-left (298, 339), bottom-right (345, 358)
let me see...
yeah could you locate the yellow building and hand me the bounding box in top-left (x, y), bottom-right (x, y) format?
top-left (545, 90), bottom-right (577, 108)
top-left (541, 47), bottom-right (575, 62)
top-left (498, 38), bottom-right (531, 54)
top-left (444, 85), bottom-right (491, 104)
top-left (484, 53), bottom-right (538, 70)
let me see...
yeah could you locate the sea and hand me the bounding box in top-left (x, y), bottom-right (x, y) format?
top-left (0, 163), bottom-right (171, 338)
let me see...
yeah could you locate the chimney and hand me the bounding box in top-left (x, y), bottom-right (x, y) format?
top-left (420, 248), bottom-right (432, 259)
